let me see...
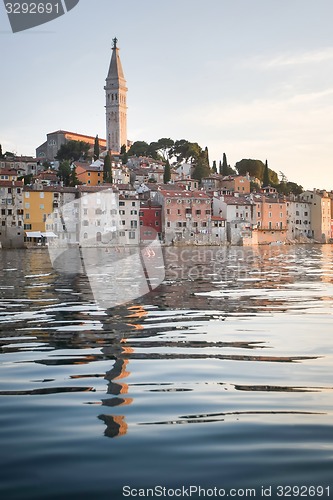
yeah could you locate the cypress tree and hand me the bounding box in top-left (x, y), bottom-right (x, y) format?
top-left (94, 135), bottom-right (100, 161)
top-left (219, 160), bottom-right (222, 175)
top-left (222, 153), bottom-right (228, 176)
top-left (263, 159), bottom-right (270, 186)
top-left (212, 160), bottom-right (217, 173)
top-left (163, 159), bottom-right (171, 184)
top-left (103, 153), bottom-right (112, 184)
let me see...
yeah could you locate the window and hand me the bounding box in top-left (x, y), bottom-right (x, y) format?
top-left (205, 210), bottom-right (211, 215)
top-left (119, 201), bottom-right (125, 206)
top-left (166, 209), bottom-right (170, 215)
top-left (40, 204), bottom-right (44, 209)
top-left (155, 221), bottom-right (159, 226)
top-left (84, 208), bottom-right (88, 215)
top-left (7, 209), bottom-right (12, 216)
top-left (131, 220), bottom-right (138, 228)
top-left (155, 211), bottom-right (159, 216)
top-left (25, 192), bottom-right (30, 199)
top-left (40, 192), bottom-right (44, 199)
top-left (201, 222), bottom-right (207, 227)
top-left (167, 222), bottom-right (171, 227)
top-left (196, 210), bottom-right (201, 215)
top-left (129, 231), bottom-right (136, 239)
top-left (269, 212), bottom-right (272, 218)
top-left (140, 221), bottom-right (143, 226)
top-left (1, 209), bottom-right (5, 215)
top-left (25, 213), bottom-right (30, 220)
top-left (24, 224), bottom-right (31, 230)
top-left (139, 211), bottom-right (144, 217)
top-left (8, 188), bottom-right (12, 194)
top-left (132, 201), bottom-right (136, 207)
top-left (83, 232), bottom-right (88, 239)
top-left (83, 220), bottom-right (89, 226)
top-left (177, 209), bottom-right (181, 215)
top-left (131, 210), bottom-right (137, 215)
top-left (257, 212), bottom-right (261, 217)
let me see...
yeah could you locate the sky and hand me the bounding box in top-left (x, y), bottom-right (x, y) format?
top-left (1, 0), bottom-right (333, 190)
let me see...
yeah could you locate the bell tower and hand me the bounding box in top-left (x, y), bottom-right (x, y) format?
top-left (105, 38), bottom-right (128, 153)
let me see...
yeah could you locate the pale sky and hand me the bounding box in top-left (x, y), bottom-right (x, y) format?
top-left (1, 0), bottom-right (333, 190)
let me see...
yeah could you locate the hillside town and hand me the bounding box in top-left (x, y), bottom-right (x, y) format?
top-left (1, 38), bottom-right (332, 249)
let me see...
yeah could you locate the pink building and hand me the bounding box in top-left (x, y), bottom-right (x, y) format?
top-left (155, 189), bottom-right (212, 244)
top-left (254, 194), bottom-right (288, 244)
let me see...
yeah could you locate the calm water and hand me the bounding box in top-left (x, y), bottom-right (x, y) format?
top-left (0, 245), bottom-right (333, 499)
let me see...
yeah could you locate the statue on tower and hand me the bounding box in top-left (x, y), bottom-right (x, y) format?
top-left (112, 37), bottom-right (118, 49)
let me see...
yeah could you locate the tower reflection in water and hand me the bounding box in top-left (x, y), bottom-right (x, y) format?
top-left (98, 305), bottom-right (146, 438)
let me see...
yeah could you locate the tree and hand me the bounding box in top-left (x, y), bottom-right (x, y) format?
top-left (192, 149), bottom-right (211, 182)
top-left (127, 141), bottom-right (150, 157)
top-left (56, 140), bottom-right (90, 162)
top-left (263, 159), bottom-right (270, 187)
top-left (69, 166), bottom-right (79, 187)
top-left (0, 144), bottom-right (3, 159)
top-left (219, 160), bottom-right (222, 175)
top-left (212, 160), bottom-right (217, 173)
top-left (57, 161), bottom-right (72, 186)
top-left (222, 153), bottom-right (229, 176)
top-left (103, 153), bottom-right (112, 183)
top-left (156, 138), bottom-right (174, 161)
top-left (120, 144), bottom-right (128, 164)
top-left (93, 135), bottom-right (100, 161)
top-left (163, 159), bottom-right (171, 184)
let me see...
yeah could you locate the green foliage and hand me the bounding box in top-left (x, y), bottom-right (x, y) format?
top-left (56, 140), bottom-right (90, 162)
top-left (163, 159), bottom-right (171, 184)
top-left (235, 158), bottom-right (278, 185)
top-left (103, 153), bottom-right (112, 183)
top-left (42, 160), bottom-right (52, 170)
top-left (221, 153), bottom-right (235, 176)
top-left (235, 159), bottom-right (265, 178)
top-left (120, 144), bottom-right (128, 164)
top-left (154, 138), bottom-right (174, 161)
top-left (57, 161), bottom-right (71, 186)
top-left (192, 149), bottom-right (211, 182)
top-left (212, 160), bottom-right (217, 173)
top-left (276, 181), bottom-right (303, 195)
top-left (263, 160), bottom-right (270, 187)
top-left (94, 135), bottom-right (100, 161)
top-left (0, 144), bottom-right (3, 159)
top-left (20, 174), bottom-right (33, 185)
top-left (127, 141), bottom-right (150, 157)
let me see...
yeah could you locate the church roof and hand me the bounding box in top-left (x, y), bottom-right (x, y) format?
top-left (106, 43), bottom-right (125, 81)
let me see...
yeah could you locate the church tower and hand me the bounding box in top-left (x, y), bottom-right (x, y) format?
top-left (105, 37), bottom-right (128, 153)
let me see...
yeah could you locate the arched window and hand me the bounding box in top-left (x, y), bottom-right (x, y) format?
top-left (96, 232), bottom-right (102, 242)
top-left (83, 232), bottom-right (88, 239)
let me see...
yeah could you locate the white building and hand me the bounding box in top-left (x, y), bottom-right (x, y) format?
top-left (300, 190), bottom-right (332, 242)
top-left (286, 199), bottom-right (312, 241)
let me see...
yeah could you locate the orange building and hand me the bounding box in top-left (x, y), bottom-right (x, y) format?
top-left (74, 162), bottom-right (103, 186)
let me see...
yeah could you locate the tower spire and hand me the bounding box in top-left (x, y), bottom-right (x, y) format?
top-left (104, 38), bottom-right (128, 153)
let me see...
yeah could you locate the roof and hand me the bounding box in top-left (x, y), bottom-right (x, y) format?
top-left (0, 168), bottom-right (20, 175)
top-left (47, 130), bottom-right (106, 145)
top-left (159, 189), bottom-right (210, 199)
top-left (106, 44), bottom-right (125, 81)
top-left (24, 185), bottom-right (77, 193)
top-left (0, 180), bottom-right (24, 187)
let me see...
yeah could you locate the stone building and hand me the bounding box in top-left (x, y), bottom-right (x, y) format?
top-left (0, 179), bottom-right (24, 248)
top-left (105, 37), bottom-right (128, 153)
